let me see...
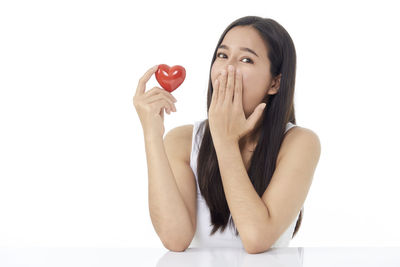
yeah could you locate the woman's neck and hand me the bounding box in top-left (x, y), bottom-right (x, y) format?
top-left (239, 127), bottom-right (261, 152)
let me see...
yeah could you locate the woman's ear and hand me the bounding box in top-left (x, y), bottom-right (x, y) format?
top-left (268, 73), bottom-right (282, 95)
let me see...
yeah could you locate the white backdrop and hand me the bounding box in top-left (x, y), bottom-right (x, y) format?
top-left (1, 0), bottom-right (399, 248)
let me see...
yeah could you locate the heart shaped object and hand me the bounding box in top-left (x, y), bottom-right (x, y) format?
top-left (155, 64), bottom-right (186, 92)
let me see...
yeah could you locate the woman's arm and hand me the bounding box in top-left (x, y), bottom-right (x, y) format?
top-left (145, 130), bottom-right (195, 252)
top-left (214, 128), bottom-right (320, 254)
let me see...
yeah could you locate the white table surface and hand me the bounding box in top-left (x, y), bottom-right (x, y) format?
top-left (1, 247), bottom-right (399, 266)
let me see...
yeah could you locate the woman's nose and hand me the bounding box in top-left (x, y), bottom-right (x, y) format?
top-left (221, 63), bottom-right (237, 73)
top-left (225, 58), bottom-right (237, 68)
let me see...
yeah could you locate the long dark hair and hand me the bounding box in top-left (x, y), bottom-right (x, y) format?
top-left (196, 16), bottom-right (303, 239)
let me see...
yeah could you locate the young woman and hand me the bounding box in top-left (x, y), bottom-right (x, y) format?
top-left (133, 16), bottom-right (321, 254)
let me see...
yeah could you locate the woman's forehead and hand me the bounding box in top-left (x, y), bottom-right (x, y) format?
top-left (222, 26), bottom-right (267, 58)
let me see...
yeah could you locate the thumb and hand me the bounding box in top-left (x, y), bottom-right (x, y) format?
top-left (246, 103), bottom-right (266, 130)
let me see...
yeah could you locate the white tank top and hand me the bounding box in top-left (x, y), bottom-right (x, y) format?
top-left (188, 120), bottom-right (301, 248)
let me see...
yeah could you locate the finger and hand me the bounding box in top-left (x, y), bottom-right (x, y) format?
top-left (145, 87), bottom-right (177, 103)
top-left (160, 107), bottom-right (164, 120)
top-left (161, 107), bottom-right (169, 116)
top-left (234, 68), bottom-right (243, 108)
top-left (145, 94), bottom-right (176, 111)
top-left (218, 69), bottom-right (227, 105)
top-left (212, 78), bottom-right (219, 107)
top-left (211, 72), bottom-right (221, 104)
top-left (148, 96), bottom-right (176, 112)
top-left (152, 99), bottom-right (173, 115)
top-left (136, 65), bottom-right (159, 96)
top-left (225, 65), bottom-right (235, 105)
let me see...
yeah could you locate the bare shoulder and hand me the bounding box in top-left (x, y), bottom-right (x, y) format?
top-left (278, 126), bottom-right (321, 164)
top-left (285, 125), bottom-right (320, 142)
top-left (163, 124), bottom-right (194, 164)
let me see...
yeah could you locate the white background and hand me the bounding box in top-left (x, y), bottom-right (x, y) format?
top-left (1, 0), bottom-right (399, 248)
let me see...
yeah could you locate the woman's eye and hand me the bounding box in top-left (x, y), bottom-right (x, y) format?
top-left (242, 58), bottom-right (253, 63)
top-left (216, 52), bottom-right (227, 59)
top-left (216, 52), bottom-right (253, 64)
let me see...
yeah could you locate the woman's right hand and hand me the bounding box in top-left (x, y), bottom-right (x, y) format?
top-left (133, 65), bottom-right (177, 138)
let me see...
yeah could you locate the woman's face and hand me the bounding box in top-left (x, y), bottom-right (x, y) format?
top-left (211, 26), bottom-right (281, 118)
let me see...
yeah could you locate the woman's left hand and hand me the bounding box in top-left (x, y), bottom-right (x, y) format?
top-left (208, 65), bottom-right (266, 147)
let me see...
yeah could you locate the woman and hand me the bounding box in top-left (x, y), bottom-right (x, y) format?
top-left (133, 16), bottom-right (321, 254)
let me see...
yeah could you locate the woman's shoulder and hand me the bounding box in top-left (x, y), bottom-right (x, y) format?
top-left (169, 120), bottom-right (205, 143)
top-left (285, 125), bottom-right (319, 141)
top-left (278, 125), bottom-right (321, 162)
top-left (164, 124), bottom-right (194, 164)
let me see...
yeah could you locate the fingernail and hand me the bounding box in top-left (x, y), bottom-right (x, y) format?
top-left (228, 65), bottom-right (234, 72)
top-left (236, 69), bottom-right (240, 74)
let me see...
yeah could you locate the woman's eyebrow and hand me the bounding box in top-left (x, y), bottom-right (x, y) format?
top-left (217, 44), bottom-right (259, 58)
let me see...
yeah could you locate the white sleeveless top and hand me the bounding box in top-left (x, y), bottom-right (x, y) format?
top-left (188, 120), bottom-right (301, 249)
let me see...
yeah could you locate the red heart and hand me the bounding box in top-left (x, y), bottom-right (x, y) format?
top-left (155, 64), bottom-right (186, 92)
